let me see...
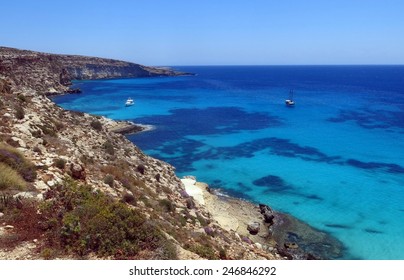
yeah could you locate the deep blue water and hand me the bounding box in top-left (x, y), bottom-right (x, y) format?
top-left (53, 66), bottom-right (404, 260)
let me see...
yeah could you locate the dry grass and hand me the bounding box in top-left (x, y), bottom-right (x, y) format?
top-left (0, 163), bottom-right (26, 191)
top-left (0, 142), bottom-right (37, 182)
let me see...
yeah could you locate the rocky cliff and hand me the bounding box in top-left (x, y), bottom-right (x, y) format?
top-left (0, 46), bottom-right (184, 94)
top-left (0, 47), bottom-right (286, 260)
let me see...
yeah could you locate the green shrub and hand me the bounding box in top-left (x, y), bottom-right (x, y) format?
top-left (0, 142), bottom-right (37, 182)
top-left (188, 244), bottom-right (218, 260)
top-left (37, 124), bottom-right (57, 137)
top-left (15, 105), bottom-right (24, 120)
top-left (122, 192), bottom-right (136, 206)
top-left (90, 120), bottom-right (103, 131)
top-left (219, 248), bottom-right (227, 260)
top-left (40, 178), bottom-right (177, 259)
top-left (40, 248), bottom-right (57, 260)
top-left (137, 164), bottom-right (145, 175)
top-left (17, 94), bottom-right (27, 103)
top-left (103, 174), bottom-right (114, 187)
top-left (159, 199), bottom-right (175, 213)
top-left (54, 158), bottom-right (66, 169)
top-left (102, 141), bottom-right (114, 155)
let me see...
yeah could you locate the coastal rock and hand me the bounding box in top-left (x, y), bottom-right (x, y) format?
top-left (284, 242), bottom-right (299, 249)
top-left (65, 88), bottom-right (82, 94)
top-left (247, 222), bottom-right (260, 235)
top-left (271, 212), bottom-right (344, 259)
top-left (263, 212), bottom-right (275, 225)
top-left (259, 204), bottom-right (275, 225)
top-left (259, 204), bottom-right (273, 214)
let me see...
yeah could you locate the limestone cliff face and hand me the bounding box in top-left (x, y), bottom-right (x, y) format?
top-left (0, 46), bottom-right (183, 94)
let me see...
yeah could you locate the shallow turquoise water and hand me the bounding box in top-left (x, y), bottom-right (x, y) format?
top-left (53, 66), bottom-right (404, 259)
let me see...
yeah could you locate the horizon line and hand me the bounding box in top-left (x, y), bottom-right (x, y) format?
top-left (162, 64), bottom-right (404, 67)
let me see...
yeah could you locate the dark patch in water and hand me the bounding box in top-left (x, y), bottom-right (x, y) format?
top-left (160, 139), bottom-right (205, 156)
top-left (328, 108), bottom-right (404, 131)
top-left (132, 123), bottom-right (403, 175)
top-left (135, 107), bottom-right (283, 137)
top-left (304, 194), bottom-right (323, 201)
top-left (364, 228), bottom-right (383, 234)
top-left (253, 175), bottom-right (293, 192)
top-left (205, 164), bottom-right (216, 169)
top-left (212, 179), bottom-right (223, 185)
top-left (325, 224), bottom-right (352, 229)
top-left (346, 159), bottom-right (404, 174)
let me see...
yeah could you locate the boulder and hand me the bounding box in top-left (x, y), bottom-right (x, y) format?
top-left (259, 203), bottom-right (273, 214)
top-left (70, 163), bottom-right (86, 180)
top-left (263, 212), bottom-right (275, 225)
top-left (284, 242), bottom-right (299, 249)
top-left (247, 222), bottom-right (260, 235)
top-left (259, 203), bottom-right (275, 224)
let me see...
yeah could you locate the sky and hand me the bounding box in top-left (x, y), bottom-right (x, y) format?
top-left (1, 0), bottom-right (403, 66)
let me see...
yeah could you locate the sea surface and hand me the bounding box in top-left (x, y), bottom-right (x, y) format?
top-left (52, 66), bottom-right (404, 260)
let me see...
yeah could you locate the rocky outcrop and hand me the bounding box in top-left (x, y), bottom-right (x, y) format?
top-left (259, 204), bottom-right (275, 225)
top-left (0, 46), bottom-right (187, 94)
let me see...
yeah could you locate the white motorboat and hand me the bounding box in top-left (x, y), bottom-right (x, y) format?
top-left (125, 98), bottom-right (134, 106)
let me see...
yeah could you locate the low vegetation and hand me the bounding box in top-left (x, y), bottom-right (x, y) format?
top-left (90, 119), bottom-right (103, 131)
top-left (53, 158), bottom-right (66, 170)
top-left (102, 140), bottom-right (115, 155)
top-left (0, 142), bottom-right (37, 182)
top-left (103, 174), bottom-right (114, 187)
top-left (37, 178), bottom-right (177, 259)
top-left (0, 163), bottom-right (26, 191)
top-left (14, 105), bottom-right (25, 120)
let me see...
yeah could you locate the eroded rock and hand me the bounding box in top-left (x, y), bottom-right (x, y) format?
top-left (247, 222), bottom-right (261, 235)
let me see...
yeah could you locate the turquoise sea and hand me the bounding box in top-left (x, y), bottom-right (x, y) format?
top-left (52, 66), bottom-right (404, 260)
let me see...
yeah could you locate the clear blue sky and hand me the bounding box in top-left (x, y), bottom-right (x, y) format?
top-left (1, 0), bottom-right (403, 65)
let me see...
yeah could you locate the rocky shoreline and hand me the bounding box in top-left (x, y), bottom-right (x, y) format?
top-left (182, 177), bottom-right (344, 260)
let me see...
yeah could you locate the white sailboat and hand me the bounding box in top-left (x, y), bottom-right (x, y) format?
top-left (285, 90), bottom-right (295, 106)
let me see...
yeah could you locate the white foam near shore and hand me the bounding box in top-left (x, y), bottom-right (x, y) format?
top-left (181, 177), bottom-right (205, 205)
